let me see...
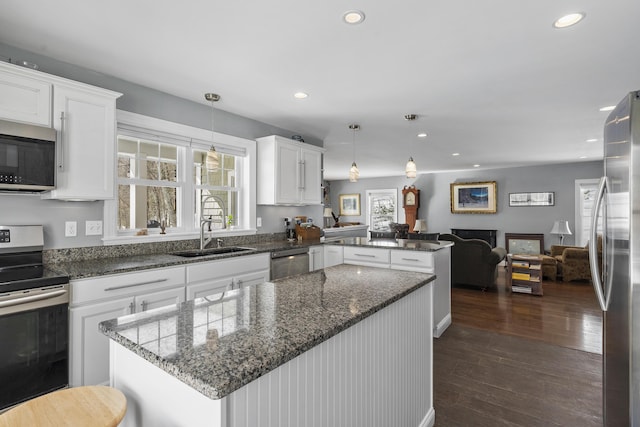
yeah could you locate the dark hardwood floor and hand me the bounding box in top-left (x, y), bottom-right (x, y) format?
top-left (433, 269), bottom-right (603, 426)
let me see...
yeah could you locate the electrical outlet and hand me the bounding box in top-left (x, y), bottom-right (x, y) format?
top-left (86, 220), bottom-right (103, 236)
top-left (65, 221), bottom-right (77, 237)
top-left (256, 217), bottom-right (262, 227)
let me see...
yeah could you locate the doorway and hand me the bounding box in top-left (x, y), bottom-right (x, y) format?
top-left (365, 189), bottom-right (398, 231)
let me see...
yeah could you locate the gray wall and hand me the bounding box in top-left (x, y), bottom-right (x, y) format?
top-left (0, 43), bottom-right (323, 248)
top-left (328, 161), bottom-right (603, 251)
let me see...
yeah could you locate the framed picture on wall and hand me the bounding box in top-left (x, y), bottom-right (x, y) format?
top-left (339, 193), bottom-right (361, 216)
top-left (508, 192), bottom-right (555, 207)
top-left (450, 181), bottom-right (497, 214)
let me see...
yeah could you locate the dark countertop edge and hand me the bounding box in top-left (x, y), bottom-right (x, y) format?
top-left (100, 269), bottom-right (436, 400)
top-left (48, 239), bottom-right (451, 281)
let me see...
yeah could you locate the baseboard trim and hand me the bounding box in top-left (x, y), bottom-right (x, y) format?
top-left (434, 313), bottom-right (452, 338)
top-left (419, 408), bottom-right (436, 427)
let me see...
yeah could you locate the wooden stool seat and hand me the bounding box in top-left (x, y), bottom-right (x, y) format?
top-left (0, 386), bottom-right (126, 427)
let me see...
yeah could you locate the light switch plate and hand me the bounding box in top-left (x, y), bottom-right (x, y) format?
top-left (257, 217), bottom-right (262, 227)
top-left (86, 220), bottom-right (103, 236)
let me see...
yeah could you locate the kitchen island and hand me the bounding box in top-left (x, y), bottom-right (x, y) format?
top-left (100, 264), bottom-right (436, 427)
top-left (326, 237), bottom-right (453, 338)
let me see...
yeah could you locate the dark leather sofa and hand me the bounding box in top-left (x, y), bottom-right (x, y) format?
top-left (439, 233), bottom-right (507, 290)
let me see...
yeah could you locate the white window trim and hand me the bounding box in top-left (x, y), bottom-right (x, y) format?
top-left (103, 110), bottom-right (256, 245)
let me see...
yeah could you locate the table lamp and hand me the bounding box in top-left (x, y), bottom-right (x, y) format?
top-left (550, 220), bottom-right (572, 244)
top-left (323, 207), bottom-right (333, 228)
top-left (413, 219), bottom-right (427, 234)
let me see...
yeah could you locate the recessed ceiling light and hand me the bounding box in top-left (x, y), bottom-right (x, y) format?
top-left (293, 92), bottom-right (308, 99)
top-left (579, 155), bottom-right (588, 159)
top-left (586, 138), bottom-right (598, 142)
top-left (553, 13), bottom-right (585, 29)
top-left (599, 105), bottom-right (615, 112)
top-left (452, 152), bottom-right (460, 156)
top-left (473, 164), bottom-right (480, 168)
top-left (417, 132), bottom-right (427, 138)
top-left (343, 10), bottom-right (365, 25)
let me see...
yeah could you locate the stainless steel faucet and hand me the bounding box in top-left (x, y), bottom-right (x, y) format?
top-left (200, 195), bottom-right (227, 250)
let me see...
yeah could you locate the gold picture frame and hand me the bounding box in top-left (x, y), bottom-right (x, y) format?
top-left (339, 193), bottom-right (361, 216)
top-left (450, 181), bottom-right (497, 214)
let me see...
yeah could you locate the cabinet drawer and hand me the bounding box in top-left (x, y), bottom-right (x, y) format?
top-left (343, 247), bottom-right (390, 267)
top-left (187, 253), bottom-right (270, 283)
top-left (390, 250), bottom-right (434, 272)
top-left (71, 266), bottom-right (185, 306)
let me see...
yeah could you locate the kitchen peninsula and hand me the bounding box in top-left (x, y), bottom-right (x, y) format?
top-left (326, 237), bottom-right (452, 338)
top-left (100, 264), bottom-right (436, 427)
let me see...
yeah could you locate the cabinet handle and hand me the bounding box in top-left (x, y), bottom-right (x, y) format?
top-left (104, 278), bottom-right (168, 291)
top-left (298, 160), bottom-right (306, 190)
top-left (58, 111), bottom-right (65, 170)
top-left (141, 300), bottom-right (148, 311)
top-left (401, 258), bottom-right (420, 262)
top-left (236, 279), bottom-right (243, 287)
top-left (355, 253), bottom-right (376, 258)
top-left (129, 302), bottom-right (135, 314)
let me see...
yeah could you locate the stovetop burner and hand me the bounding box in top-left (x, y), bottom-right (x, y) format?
top-left (0, 225), bottom-right (70, 293)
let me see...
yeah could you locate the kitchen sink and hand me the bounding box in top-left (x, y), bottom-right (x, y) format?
top-left (172, 247), bottom-right (256, 257)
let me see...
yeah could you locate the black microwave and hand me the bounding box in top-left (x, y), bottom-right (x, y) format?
top-left (0, 119), bottom-right (56, 192)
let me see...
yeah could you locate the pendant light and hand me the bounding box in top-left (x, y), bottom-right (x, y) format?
top-left (348, 123), bottom-right (360, 182)
top-left (204, 93), bottom-right (220, 171)
top-left (404, 114), bottom-right (417, 178)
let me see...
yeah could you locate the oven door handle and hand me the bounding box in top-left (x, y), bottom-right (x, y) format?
top-left (0, 263), bottom-right (42, 272)
top-left (0, 289), bottom-right (67, 309)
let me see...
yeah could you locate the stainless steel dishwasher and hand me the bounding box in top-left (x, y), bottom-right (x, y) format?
top-left (270, 247), bottom-right (310, 280)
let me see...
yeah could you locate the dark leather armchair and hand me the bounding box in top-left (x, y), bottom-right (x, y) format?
top-left (439, 233), bottom-right (507, 290)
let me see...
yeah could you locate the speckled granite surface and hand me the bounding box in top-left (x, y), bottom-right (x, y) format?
top-left (99, 264), bottom-right (435, 400)
top-left (47, 240), bottom-right (317, 280)
top-left (45, 236), bottom-right (450, 280)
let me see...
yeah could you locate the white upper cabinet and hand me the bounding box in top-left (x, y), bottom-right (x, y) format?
top-left (43, 83), bottom-right (120, 200)
top-left (0, 65), bottom-right (52, 126)
top-left (0, 61), bottom-right (122, 200)
top-left (256, 135), bottom-right (324, 205)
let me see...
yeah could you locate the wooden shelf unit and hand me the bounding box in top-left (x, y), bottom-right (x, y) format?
top-left (507, 254), bottom-right (543, 296)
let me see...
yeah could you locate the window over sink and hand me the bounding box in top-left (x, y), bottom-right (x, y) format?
top-left (103, 111), bottom-right (256, 244)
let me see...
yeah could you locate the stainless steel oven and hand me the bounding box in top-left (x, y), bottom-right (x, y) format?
top-left (0, 225), bottom-right (69, 411)
top-left (270, 247), bottom-right (310, 280)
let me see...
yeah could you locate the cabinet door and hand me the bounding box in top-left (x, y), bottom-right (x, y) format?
top-left (299, 148), bottom-right (322, 204)
top-left (233, 270), bottom-right (269, 289)
top-left (0, 70), bottom-right (51, 126)
top-left (309, 245), bottom-right (324, 271)
top-left (46, 84), bottom-right (117, 200)
top-left (135, 286), bottom-right (185, 312)
top-left (69, 296), bottom-right (134, 387)
top-left (186, 277), bottom-right (234, 300)
top-left (323, 245), bottom-right (344, 268)
top-left (275, 142), bottom-right (300, 204)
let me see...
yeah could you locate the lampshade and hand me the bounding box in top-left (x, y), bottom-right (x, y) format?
top-left (405, 157), bottom-right (417, 179)
top-left (550, 220), bottom-right (572, 236)
top-left (323, 208), bottom-right (333, 217)
top-left (348, 124), bottom-right (360, 182)
top-left (349, 162), bottom-right (359, 182)
top-left (413, 219), bottom-right (427, 233)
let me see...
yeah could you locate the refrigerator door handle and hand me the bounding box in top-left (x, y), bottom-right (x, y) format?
top-left (590, 176), bottom-right (610, 311)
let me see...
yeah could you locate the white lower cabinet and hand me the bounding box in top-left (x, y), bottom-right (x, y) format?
top-left (186, 253), bottom-right (270, 300)
top-left (309, 245), bottom-right (324, 271)
top-left (70, 256), bottom-right (272, 387)
top-left (323, 245), bottom-right (344, 268)
top-left (69, 266), bottom-right (186, 387)
top-left (343, 246), bottom-right (390, 268)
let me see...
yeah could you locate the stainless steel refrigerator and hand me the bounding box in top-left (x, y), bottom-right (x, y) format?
top-left (591, 90), bottom-right (640, 426)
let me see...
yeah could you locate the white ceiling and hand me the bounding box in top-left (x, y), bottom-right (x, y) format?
top-left (2, 0), bottom-right (639, 180)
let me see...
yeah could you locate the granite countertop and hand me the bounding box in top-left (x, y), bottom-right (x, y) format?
top-left (99, 264), bottom-right (435, 400)
top-left (328, 236), bottom-right (453, 251)
top-left (46, 237), bottom-right (450, 281)
top-left (47, 240), bottom-right (316, 280)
